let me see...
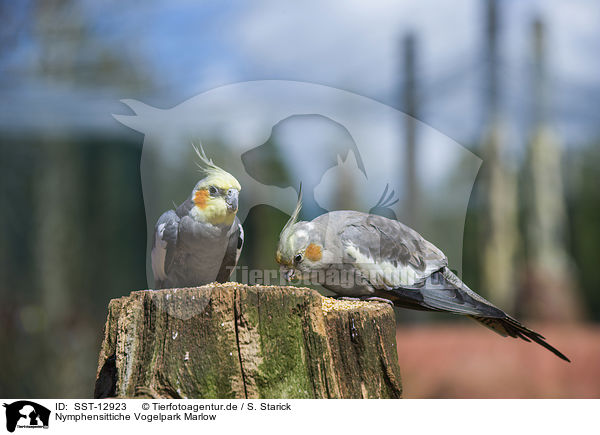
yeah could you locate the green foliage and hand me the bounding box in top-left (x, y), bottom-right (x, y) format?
top-left (569, 143), bottom-right (600, 320)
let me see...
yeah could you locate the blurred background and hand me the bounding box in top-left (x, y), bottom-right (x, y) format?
top-left (1, 0), bottom-right (600, 398)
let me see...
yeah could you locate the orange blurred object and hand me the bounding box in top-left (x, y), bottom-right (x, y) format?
top-left (395, 323), bottom-right (600, 398)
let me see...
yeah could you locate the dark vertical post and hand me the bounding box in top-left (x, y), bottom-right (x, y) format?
top-left (532, 19), bottom-right (546, 127)
top-left (521, 18), bottom-right (581, 321)
top-left (403, 33), bottom-right (419, 227)
top-left (485, 0), bottom-right (499, 118)
top-left (479, 0), bottom-right (518, 312)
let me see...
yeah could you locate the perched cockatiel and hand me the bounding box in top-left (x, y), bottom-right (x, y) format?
top-left (151, 145), bottom-right (243, 289)
top-left (276, 189), bottom-right (569, 362)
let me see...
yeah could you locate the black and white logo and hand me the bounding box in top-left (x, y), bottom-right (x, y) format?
top-left (3, 401), bottom-right (50, 433)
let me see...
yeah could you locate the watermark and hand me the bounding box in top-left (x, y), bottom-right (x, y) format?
top-left (228, 265), bottom-right (461, 291)
top-left (3, 401), bottom-right (50, 433)
top-left (0, 399), bottom-right (591, 433)
top-left (114, 80), bottom-right (481, 292)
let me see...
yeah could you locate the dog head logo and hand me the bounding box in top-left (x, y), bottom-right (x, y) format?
top-left (114, 81), bottom-right (480, 286)
top-left (3, 401), bottom-right (50, 432)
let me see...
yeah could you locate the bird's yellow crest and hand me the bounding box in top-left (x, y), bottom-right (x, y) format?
top-left (190, 144), bottom-right (241, 226)
top-left (276, 185), bottom-right (303, 264)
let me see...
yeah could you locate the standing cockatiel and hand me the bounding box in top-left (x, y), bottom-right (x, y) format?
top-left (151, 146), bottom-right (243, 289)
top-left (276, 189), bottom-right (570, 362)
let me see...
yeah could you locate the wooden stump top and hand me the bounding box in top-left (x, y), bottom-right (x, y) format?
top-left (95, 284), bottom-right (402, 399)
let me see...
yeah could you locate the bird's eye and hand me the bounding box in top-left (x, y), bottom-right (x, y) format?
top-left (294, 254), bottom-right (303, 264)
top-left (209, 186), bottom-right (218, 196)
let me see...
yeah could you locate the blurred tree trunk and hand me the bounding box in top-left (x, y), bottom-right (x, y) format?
top-left (34, 139), bottom-right (90, 396)
top-left (479, 0), bottom-right (519, 313)
top-left (519, 19), bottom-right (581, 321)
top-left (402, 33), bottom-right (419, 229)
top-left (480, 121), bottom-right (518, 313)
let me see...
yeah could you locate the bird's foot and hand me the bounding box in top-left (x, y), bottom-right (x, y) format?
top-left (336, 296), bottom-right (394, 307)
top-left (359, 296), bottom-right (395, 307)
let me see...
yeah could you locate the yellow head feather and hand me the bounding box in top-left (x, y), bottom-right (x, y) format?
top-left (191, 144), bottom-right (241, 226)
top-left (193, 144), bottom-right (241, 191)
top-left (276, 184), bottom-right (303, 264)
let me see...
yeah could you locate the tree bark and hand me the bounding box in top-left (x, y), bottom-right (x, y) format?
top-left (94, 283), bottom-right (402, 399)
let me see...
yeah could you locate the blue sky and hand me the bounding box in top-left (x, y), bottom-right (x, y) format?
top-left (1, 0), bottom-right (599, 148)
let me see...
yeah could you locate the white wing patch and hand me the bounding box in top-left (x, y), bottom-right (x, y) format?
top-left (345, 243), bottom-right (421, 288)
top-left (235, 223), bottom-right (244, 264)
top-left (151, 223), bottom-right (168, 281)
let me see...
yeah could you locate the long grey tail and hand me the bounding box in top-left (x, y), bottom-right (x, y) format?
top-left (471, 315), bottom-right (570, 362)
top-left (375, 267), bottom-right (570, 362)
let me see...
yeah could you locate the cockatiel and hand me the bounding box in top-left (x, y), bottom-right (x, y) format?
top-left (275, 189), bottom-right (569, 362)
top-left (151, 145), bottom-right (243, 289)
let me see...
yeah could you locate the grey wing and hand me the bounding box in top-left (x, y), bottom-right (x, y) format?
top-left (175, 197), bottom-right (194, 218)
top-left (376, 268), bottom-right (570, 361)
top-left (342, 214), bottom-right (501, 314)
top-left (374, 267), bottom-right (506, 317)
top-left (215, 217), bottom-right (244, 283)
top-left (340, 213), bottom-right (448, 288)
top-left (341, 214), bottom-right (570, 361)
top-left (151, 209), bottom-right (179, 287)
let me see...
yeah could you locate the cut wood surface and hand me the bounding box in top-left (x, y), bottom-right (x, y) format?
top-left (94, 283), bottom-right (402, 399)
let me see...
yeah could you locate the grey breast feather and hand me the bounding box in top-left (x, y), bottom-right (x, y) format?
top-left (215, 217), bottom-right (244, 283)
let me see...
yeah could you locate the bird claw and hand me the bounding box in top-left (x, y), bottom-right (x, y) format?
top-left (336, 296), bottom-right (395, 307)
top-left (360, 296), bottom-right (395, 307)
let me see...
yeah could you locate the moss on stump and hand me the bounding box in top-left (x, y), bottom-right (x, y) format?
top-left (94, 283), bottom-right (402, 399)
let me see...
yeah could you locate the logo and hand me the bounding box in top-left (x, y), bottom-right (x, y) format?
top-left (114, 80), bottom-right (481, 295)
top-left (3, 401), bottom-right (50, 433)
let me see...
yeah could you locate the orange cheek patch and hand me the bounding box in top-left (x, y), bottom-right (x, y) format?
top-left (193, 188), bottom-right (209, 209)
top-left (305, 243), bottom-right (322, 262)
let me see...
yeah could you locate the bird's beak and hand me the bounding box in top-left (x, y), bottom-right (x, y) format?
top-left (225, 189), bottom-right (239, 213)
top-left (282, 267), bottom-right (297, 282)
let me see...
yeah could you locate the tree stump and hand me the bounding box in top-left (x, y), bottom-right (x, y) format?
top-left (94, 283), bottom-right (402, 399)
